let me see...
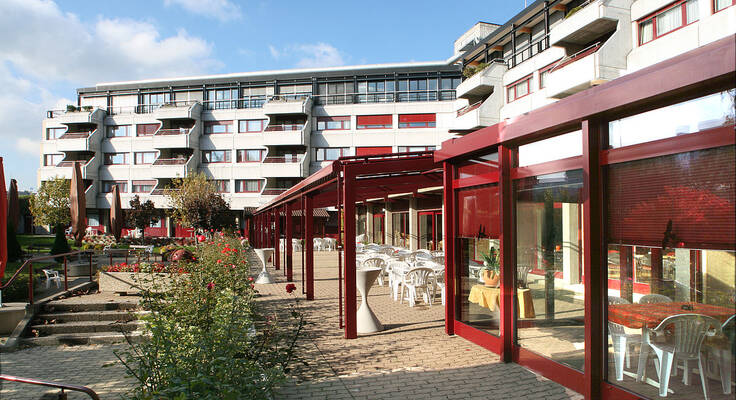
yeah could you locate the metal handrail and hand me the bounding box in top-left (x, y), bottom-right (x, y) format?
top-left (153, 157), bottom-right (190, 165)
top-left (549, 41), bottom-right (602, 73)
top-left (0, 374), bottom-right (100, 399)
top-left (0, 250), bottom-right (94, 306)
top-left (264, 124), bottom-right (305, 132)
top-left (457, 100), bottom-right (484, 117)
top-left (57, 159), bottom-right (93, 168)
top-left (155, 127), bottom-right (192, 136)
top-left (59, 131), bottom-right (93, 139)
top-left (262, 155), bottom-right (304, 163)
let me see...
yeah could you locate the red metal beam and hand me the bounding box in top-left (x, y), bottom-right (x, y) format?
top-left (286, 202), bottom-right (293, 281)
top-left (274, 208), bottom-right (280, 270)
top-left (343, 165), bottom-right (357, 339)
top-left (305, 194), bottom-right (314, 300)
top-left (442, 162), bottom-right (456, 335)
top-left (499, 145), bottom-right (514, 363)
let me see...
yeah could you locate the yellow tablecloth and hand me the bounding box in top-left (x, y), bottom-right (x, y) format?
top-left (468, 285), bottom-right (536, 319)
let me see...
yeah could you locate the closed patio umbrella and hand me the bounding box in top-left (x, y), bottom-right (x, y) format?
top-left (110, 185), bottom-right (123, 242)
top-left (0, 157), bottom-right (7, 279)
top-left (8, 179), bottom-right (19, 230)
top-left (70, 161), bottom-right (87, 246)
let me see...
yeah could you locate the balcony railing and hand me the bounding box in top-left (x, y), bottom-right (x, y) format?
top-left (549, 41), bottom-right (603, 73)
top-left (59, 131), bottom-right (93, 139)
top-left (153, 157), bottom-right (190, 165)
top-left (264, 124), bottom-right (305, 132)
top-left (262, 188), bottom-right (288, 196)
top-left (56, 159), bottom-right (92, 167)
top-left (151, 188), bottom-right (179, 196)
top-left (155, 127), bottom-right (192, 136)
top-left (106, 100), bottom-right (198, 115)
top-left (203, 98), bottom-right (267, 110)
top-left (263, 155), bottom-right (304, 163)
top-left (457, 100), bottom-right (483, 117)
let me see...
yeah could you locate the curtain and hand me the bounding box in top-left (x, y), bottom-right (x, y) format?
top-left (656, 5), bottom-right (682, 36)
top-left (686, 0), bottom-right (699, 23)
top-left (639, 20), bottom-right (654, 43)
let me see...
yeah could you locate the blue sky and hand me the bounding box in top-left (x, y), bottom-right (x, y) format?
top-left (0, 0), bottom-right (525, 191)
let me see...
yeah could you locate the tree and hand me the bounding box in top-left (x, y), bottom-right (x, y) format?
top-left (29, 177), bottom-right (71, 231)
top-left (167, 172), bottom-right (233, 232)
top-left (126, 195), bottom-right (160, 239)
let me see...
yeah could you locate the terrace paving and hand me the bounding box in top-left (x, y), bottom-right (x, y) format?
top-left (0, 249), bottom-right (583, 399)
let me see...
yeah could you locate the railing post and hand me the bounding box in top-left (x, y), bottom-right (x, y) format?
top-left (64, 256), bottom-right (69, 291)
top-left (28, 263), bottom-right (33, 305)
top-left (89, 252), bottom-right (93, 282)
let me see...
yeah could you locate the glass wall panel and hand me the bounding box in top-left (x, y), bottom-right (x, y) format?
top-left (419, 210), bottom-right (442, 250)
top-left (373, 213), bottom-right (385, 245)
top-left (391, 212), bottom-right (409, 248)
top-left (605, 143), bottom-right (735, 398)
top-left (515, 169), bottom-right (585, 370)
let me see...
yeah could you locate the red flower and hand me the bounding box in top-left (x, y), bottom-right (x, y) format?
top-left (285, 283), bottom-right (297, 293)
top-left (248, 277), bottom-right (254, 282)
top-left (207, 282), bottom-right (215, 291)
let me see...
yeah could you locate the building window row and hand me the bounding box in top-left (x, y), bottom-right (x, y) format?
top-left (714, 0), bottom-right (736, 12)
top-left (239, 119), bottom-right (267, 133)
top-left (398, 114), bottom-right (436, 128)
top-left (638, 0), bottom-right (699, 45)
top-left (104, 152), bottom-right (128, 165)
top-left (46, 127), bottom-right (66, 140)
top-left (201, 150), bottom-right (231, 163)
top-left (315, 114), bottom-right (438, 130)
top-left (204, 121), bottom-right (234, 135)
top-left (397, 146), bottom-right (436, 152)
top-left (314, 147), bottom-right (351, 161)
top-left (356, 115), bottom-right (392, 129)
top-left (132, 180), bottom-right (156, 193)
top-left (43, 154), bottom-right (64, 166)
top-left (206, 179), bottom-right (264, 193)
top-left (316, 116), bottom-right (351, 131)
top-left (236, 149), bottom-right (265, 163)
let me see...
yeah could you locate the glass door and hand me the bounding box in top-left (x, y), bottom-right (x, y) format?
top-left (419, 210), bottom-right (442, 250)
top-left (372, 213), bottom-right (384, 244)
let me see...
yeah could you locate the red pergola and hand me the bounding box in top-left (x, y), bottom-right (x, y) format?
top-left (253, 151), bottom-right (441, 339)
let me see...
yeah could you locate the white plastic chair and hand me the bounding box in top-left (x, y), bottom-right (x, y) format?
top-left (313, 238), bottom-right (324, 251)
top-left (705, 314), bottom-right (735, 395)
top-left (361, 257), bottom-right (387, 286)
top-left (42, 269), bottom-right (63, 289)
top-left (291, 238), bottom-right (302, 252)
top-left (400, 267), bottom-right (435, 307)
top-left (433, 270), bottom-right (446, 306)
top-left (639, 294), bottom-right (673, 304)
top-left (639, 314), bottom-right (720, 399)
top-left (387, 260), bottom-right (410, 300)
top-left (608, 296), bottom-right (642, 381)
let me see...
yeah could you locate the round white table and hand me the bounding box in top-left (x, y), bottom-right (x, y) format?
top-left (356, 267), bottom-right (383, 333)
top-left (254, 248), bottom-right (275, 284)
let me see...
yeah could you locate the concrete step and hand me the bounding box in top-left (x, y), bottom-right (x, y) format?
top-left (35, 310), bottom-right (148, 323)
top-left (30, 320), bottom-right (145, 335)
top-left (20, 331), bottom-right (147, 347)
top-left (42, 301), bottom-right (139, 313)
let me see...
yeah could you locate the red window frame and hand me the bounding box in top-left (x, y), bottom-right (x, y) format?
top-left (104, 152), bottom-right (128, 165)
top-left (398, 114), bottom-right (436, 129)
top-left (316, 116), bottom-right (351, 131)
top-left (637, 0), bottom-right (699, 46)
top-left (136, 123), bottom-right (159, 137)
top-left (204, 120), bottom-right (233, 135)
top-left (238, 119), bottom-right (267, 133)
top-left (538, 59), bottom-right (561, 89)
top-left (235, 179), bottom-right (263, 193)
top-left (713, 0), bottom-right (736, 13)
top-left (356, 115), bottom-right (392, 129)
top-left (132, 180), bottom-right (156, 193)
top-left (201, 150), bottom-right (231, 163)
top-left (102, 181), bottom-right (127, 193)
top-left (236, 149), bottom-right (265, 163)
top-left (507, 75), bottom-right (532, 103)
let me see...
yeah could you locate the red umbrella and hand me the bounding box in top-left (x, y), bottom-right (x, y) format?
top-left (70, 161), bottom-right (87, 245)
top-left (0, 157), bottom-right (7, 279)
top-left (8, 179), bottom-right (19, 230)
top-left (110, 185), bottom-right (123, 242)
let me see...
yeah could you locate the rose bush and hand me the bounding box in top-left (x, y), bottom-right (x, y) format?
top-left (116, 236), bottom-right (304, 399)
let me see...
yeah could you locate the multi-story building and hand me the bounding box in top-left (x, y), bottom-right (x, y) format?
top-left (38, 63), bottom-right (462, 234)
top-left (38, 0), bottom-right (735, 237)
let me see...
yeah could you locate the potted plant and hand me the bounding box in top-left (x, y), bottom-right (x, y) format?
top-left (480, 247), bottom-right (500, 287)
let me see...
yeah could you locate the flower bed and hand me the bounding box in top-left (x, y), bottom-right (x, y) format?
top-left (99, 262), bottom-right (185, 293)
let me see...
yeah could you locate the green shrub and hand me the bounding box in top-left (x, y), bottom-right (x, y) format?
top-left (65, 104), bottom-right (78, 112)
top-left (7, 224), bottom-right (23, 262)
top-left (462, 61), bottom-right (490, 78)
top-left (94, 244), bottom-right (105, 251)
top-left (116, 237), bottom-right (304, 399)
top-left (50, 226), bottom-right (71, 263)
top-left (2, 274), bottom-right (30, 302)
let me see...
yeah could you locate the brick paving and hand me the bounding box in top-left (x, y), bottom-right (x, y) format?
top-left (0, 249), bottom-right (583, 399)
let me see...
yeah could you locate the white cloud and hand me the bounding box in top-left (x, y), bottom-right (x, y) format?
top-left (269, 42), bottom-right (347, 68)
top-left (164, 0), bottom-right (242, 21)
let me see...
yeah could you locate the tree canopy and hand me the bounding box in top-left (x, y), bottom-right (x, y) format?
top-left (127, 195), bottom-right (161, 238)
top-left (167, 172), bottom-right (233, 232)
top-left (29, 177), bottom-right (71, 228)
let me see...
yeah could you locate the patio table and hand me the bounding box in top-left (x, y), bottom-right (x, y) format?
top-left (254, 248), bottom-right (275, 284)
top-left (468, 284), bottom-right (535, 319)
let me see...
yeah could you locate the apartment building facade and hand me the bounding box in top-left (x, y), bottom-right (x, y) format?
top-left (38, 63), bottom-right (462, 235)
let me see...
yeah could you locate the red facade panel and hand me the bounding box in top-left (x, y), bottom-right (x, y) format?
top-left (355, 146), bottom-right (393, 156)
top-left (457, 184), bottom-right (500, 238)
top-left (356, 115), bottom-right (392, 125)
top-left (398, 113), bottom-right (436, 123)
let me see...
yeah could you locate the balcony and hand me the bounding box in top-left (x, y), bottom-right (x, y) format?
top-left (545, 41), bottom-right (622, 99)
top-left (455, 60), bottom-right (507, 100)
top-left (550, 0), bottom-right (623, 47)
top-left (154, 101), bottom-right (203, 120)
top-left (55, 129), bottom-right (102, 152)
top-left (38, 157), bottom-right (98, 181)
top-left (263, 120), bottom-right (310, 146)
top-left (151, 156), bottom-right (195, 179)
top-left (152, 126), bottom-right (196, 149)
top-left (46, 108), bottom-right (106, 125)
top-left (261, 155), bottom-right (308, 178)
top-left (262, 96), bottom-right (312, 116)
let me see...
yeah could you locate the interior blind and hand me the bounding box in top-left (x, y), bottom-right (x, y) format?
top-left (457, 184), bottom-right (500, 238)
top-left (399, 113), bottom-right (436, 123)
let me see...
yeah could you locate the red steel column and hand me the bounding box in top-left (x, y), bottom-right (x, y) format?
top-left (343, 167), bottom-right (357, 339)
top-left (442, 162), bottom-right (455, 335)
top-left (286, 201), bottom-right (294, 282)
top-left (499, 145), bottom-right (515, 362)
top-left (274, 208), bottom-right (281, 270)
top-left (582, 119), bottom-right (604, 400)
top-left (305, 195), bottom-right (315, 300)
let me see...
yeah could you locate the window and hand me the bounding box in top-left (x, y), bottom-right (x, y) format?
top-left (46, 127), bottom-right (65, 140)
top-left (241, 86), bottom-right (270, 108)
top-left (136, 123), bottom-right (159, 137)
top-left (134, 152), bottom-right (157, 165)
top-left (517, 130), bottom-right (582, 167)
top-left (236, 149), bottom-right (265, 163)
top-left (206, 88), bottom-right (238, 110)
top-left (316, 116), bottom-right (350, 131)
top-left (398, 114), bottom-right (436, 128)
top-left (397, 146), bottom-right (436, 152)
top-left (238, 119), bottom-right (267, 133)
top-left (44, 154), bottom-right (64, 166)
top-left (235, 179), bottom-right (262, 193)
top-left (140, 92), bottom-right (170, 113)
top-left (397, 78), bottom-right (438, 102)
top-left (356, 79), bottom-right (395, 103)
top-left (104, 152), bottom-right (128, 165)
top-left (201, 150), bottom-right (231, 163)
top-left (357, 115), bottom-right (392, 129)
top-left (106, 125), bottom-right (131, 138)
top-left (317, 82), bottom-right (352, 104)
top-left (132, 180), bottom-right (155, 193)
top-left (102, 181), bottom-right (127, 193)
top-left (638, 0), bottom-right (699, 45)
top-left (204, 121), bottom-right (233, 135)
top-left (211, 180), bottom-right (230, 193)
top-left (507, 75), bottom-right (532, 102)
top-left (440, 77), bottom-right (461, 100)
top-left (314, 147), bottom-right (351, 161)
top-left (714, 0), bottom-right (736, 12)
top-left (539, 60), bottom-right (560, 89)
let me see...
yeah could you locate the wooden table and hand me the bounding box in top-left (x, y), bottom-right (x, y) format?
top-left (468, 284), bottom-right (535, 319)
